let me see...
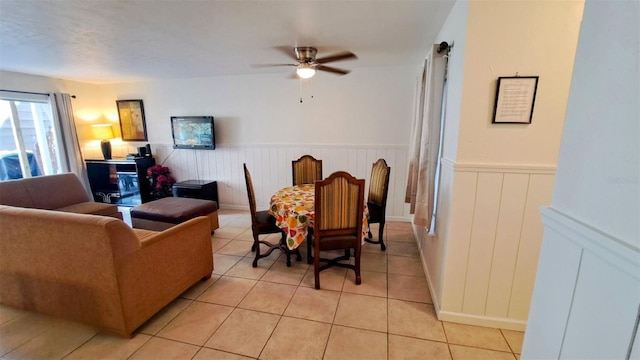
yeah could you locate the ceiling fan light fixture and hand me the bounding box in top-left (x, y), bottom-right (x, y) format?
top-left (296, 63), bottom-right (316, 79)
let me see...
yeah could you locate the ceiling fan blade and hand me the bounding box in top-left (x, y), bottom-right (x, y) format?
top-left (251, 63), bottom-right (297, 68)
top-left (274, 46), bottom-right (298, 61)
top-left (316, 65), bottom-right (350, 75)
top-left (315, 51), bottom-right (357, 64)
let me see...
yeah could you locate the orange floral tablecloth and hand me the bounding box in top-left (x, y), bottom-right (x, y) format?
top-left (268, 184), bottom-right (369, 250)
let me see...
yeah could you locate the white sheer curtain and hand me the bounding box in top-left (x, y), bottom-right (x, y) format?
top-left (406, 58), bottom-right (429, 214)
top-left (51, 93), bottom-right (91, 195)
top-left (405, 46), bottom-right (448, 229)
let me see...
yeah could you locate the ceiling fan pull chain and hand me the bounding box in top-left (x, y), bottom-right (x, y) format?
top-left (299, 77), bottom-right (303, 103)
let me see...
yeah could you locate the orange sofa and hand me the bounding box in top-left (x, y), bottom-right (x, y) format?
top-left (0, 172), bottom-right (122, 219)
top-left (0, 205), bottom-right (213, 337)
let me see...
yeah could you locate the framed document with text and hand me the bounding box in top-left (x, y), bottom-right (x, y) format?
top-left (492, 76), bottom-right (539, 124)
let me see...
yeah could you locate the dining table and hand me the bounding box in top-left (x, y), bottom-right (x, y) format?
top-left (268, 183), bottom-right (369, 250)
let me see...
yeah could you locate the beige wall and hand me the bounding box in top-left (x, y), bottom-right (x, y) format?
top-left (457, 0), bottom-right (584, 165)
top-left (419, 0), bottom-right (585, 330)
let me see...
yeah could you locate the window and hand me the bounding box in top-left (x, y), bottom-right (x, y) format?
top-left (0, 92), bottom-right (64, 180)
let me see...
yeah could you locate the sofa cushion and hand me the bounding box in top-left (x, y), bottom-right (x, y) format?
top-left (24, 173), bottom-right (90, 209)
top-left (0, 173), bottom-right (90, 209)
top-left (57, 202), bottom-right (121, 218)
top-left (0, 179), bottom-right (33, 207)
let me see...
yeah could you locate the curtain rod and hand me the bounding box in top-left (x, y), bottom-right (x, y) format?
top-left (0, 90), bottom-right (76, 98)
top-left (0, 89), bottom-right (49, 96)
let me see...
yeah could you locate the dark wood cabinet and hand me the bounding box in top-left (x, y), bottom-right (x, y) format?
top-left (172, 180), bottom-right (218, 203)
top-left (85, 157), bottom-right (155, 206)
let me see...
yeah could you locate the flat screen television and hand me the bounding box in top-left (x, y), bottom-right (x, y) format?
top-left (170, 116), bottom-right (215, 150)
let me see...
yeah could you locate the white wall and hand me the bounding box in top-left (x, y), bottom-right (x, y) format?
top-left (1, 65), bottom-right (420, 218)
top-left (551, 2), bottom-right (640, 247)
top-left (0, 71), bottom-right (69, 93)
top-left (97, 65), bottom-right (417, 147)
top-left (523, 0), bottom-right (640, 357)
top-left (419, 0), bottom-right (585, 330)
top-left (416, 0), bottom-right (469, 317)
top-left (0, 70), bottom-right (120, 147)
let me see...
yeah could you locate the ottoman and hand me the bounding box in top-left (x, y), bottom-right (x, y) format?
top-left (130, 197), bottom-right (219, 232)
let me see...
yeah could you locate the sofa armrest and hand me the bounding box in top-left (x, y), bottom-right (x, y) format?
top-left (115, 216), bottom-right (213, 335)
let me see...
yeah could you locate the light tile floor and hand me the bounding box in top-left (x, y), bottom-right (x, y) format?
top-left (0, 209), bottom-right (525, 359)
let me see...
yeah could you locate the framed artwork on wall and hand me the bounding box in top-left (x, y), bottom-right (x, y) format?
top-left (116, 99), bottom-right (148, 141)
top-left (492, 76), bottom-right (539, 124)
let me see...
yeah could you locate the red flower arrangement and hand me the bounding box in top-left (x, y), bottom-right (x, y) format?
top-left (147, 165), bottom-right (176, 200)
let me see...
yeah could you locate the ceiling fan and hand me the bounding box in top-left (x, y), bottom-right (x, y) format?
top-left (254, 46), bottom-right (358, 79)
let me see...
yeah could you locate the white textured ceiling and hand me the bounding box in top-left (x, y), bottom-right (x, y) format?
top-left (0, 0), bottom-right (454, 84)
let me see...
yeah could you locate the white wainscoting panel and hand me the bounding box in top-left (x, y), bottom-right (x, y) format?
top-left (441, 168), bottom-right (477, 313)
top-left (485, 173), bottom-right (529, 318)
top-left (82, 143), bottom-right (412, 220)
top-left (508, 174), bottom-right (555, 320)
top-left (427, 158), bottom-right (556, 330)
top-left (522, 208), bottom-right (640, 359)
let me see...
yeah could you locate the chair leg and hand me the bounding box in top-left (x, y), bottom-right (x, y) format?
top-left (251, 226), bottom-right (258, 252)
top-left (307, 233), bottom-right (313, 264)
top-left (378, 220), bottom-right (386, 251)
top-left (279, 231), bottom-right (294, 267)
top-left (314, 245), bottom-right (321, 289)
top-left (252, 233), bottom-right (260, 268)
top-left (285, 253), bottom-right (292, 267)
top-left (354, 247), bottom-right (362, 285)
top-left (364, 221), bottom-right (387, 251)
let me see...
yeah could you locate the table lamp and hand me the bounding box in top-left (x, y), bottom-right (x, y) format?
top-left (92, 124), bottom-right (114, 159)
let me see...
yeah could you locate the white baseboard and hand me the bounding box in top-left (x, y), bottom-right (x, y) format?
top-left (415, 223), bottom-right (527, 331)
top-left (437, 310), bottom-right (527, 331)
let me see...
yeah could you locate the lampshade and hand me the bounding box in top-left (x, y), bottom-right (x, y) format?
top-left (296, 63), bottom-right (316, 79)
top-left (92, 124), bottom-right (114, 160)
top-left (92, 124), bottom-right (114, 140)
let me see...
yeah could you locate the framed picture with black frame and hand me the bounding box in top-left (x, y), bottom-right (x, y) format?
top-left (492, 76), bottom-right (539, 124)
top-left (116, 99), bottom-right (148, 141)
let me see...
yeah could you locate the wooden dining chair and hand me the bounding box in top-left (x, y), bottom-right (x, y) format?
top-left (365, 159), bottom-right (391, 251)
top-left (292, 155), bottom-right (323, 186)
top-left (243, 164), bottom-right (301, 267)
top-left (312, 171), bottom-right (365, 289)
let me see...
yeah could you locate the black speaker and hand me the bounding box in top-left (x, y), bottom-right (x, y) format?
top-left (145, 144), bottom-right (152, 157)
top-left (138, 146), bottom-right (147, 157)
